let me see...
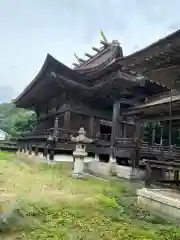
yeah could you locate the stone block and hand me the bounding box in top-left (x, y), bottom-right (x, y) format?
top-left (87, 161), bottom-right (111, 177)
top-left (137, 188), bottom-right (180, 220)
top-left (116, 165), bottom-right (144, 180)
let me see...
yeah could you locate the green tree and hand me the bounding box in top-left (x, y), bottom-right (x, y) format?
top-left (10, 112), bottom-right (36, 137)
top-left (0, 102), bottom-right (36, 137)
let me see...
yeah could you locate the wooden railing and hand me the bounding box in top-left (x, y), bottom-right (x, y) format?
top-left (0, 140), bottom-right (18, 151)
top-left (21, 128), bottom-right (77, 139)
top-left (19, 129), bottom-right (180, 160)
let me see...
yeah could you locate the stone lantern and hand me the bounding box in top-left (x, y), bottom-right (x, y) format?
top-left (71, 127), bottom-right (93, 178)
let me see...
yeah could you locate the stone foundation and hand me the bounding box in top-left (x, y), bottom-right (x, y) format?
top-left (87, 161), bottom-right (144, 180)
top-left (17, 152), bottom-right (144, 180)
top-left (137, 188), bottom-right (180, 220)
top-left (116, 165), bottom-right (144, 180)
top-left (87, 161), bottom-right (111, 177)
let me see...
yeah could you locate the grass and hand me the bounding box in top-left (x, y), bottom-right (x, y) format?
top-left (0, 152), bottom-right (180, 239)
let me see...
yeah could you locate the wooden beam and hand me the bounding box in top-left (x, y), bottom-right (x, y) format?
top-left (92, 46), bottom-right (101, 53)
top-left (119, 98), bottom-right (141, 106)
top-left (138, 114), bottom-right (180, 122)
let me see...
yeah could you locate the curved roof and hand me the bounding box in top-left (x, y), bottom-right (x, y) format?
top-left (13, 45), bottom-right (122, 107)
top-left (13, 32), bottom-right (174, 108)
top-left (120, 29), bottom-right (180, 89)
top-left (13, 54), bottom-right (83, 104)
top-left (122, 29), bottom-right (180, 64)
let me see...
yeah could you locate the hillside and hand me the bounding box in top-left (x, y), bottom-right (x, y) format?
top-left (0, 102), bottom-right (36, 137)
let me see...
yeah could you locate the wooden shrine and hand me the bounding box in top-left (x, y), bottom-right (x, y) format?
top-left (13, 30), bottom-right (180, 169)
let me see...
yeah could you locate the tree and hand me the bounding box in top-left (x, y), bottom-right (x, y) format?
top-left (9, 112), bottom-right (36, 137)
top-left (0, 102), bottom-right (36, 137)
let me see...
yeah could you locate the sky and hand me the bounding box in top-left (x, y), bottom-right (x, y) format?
top-left (0, 0), bottom-right (180, 98)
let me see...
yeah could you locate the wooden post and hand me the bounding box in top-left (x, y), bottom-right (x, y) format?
top-left (144, 162), bottom-right (152, 188)
top-left (123, 120), bottom-right (127, 137)
top-left (49, 149), bottom-right (54, 161)
top-left (34, 146), bottom-right (38, 156)
top-left (43, 143), bottom-right (48, 159)
top-left (53, 117), bottom-right (59, 138)
top-left (134, 121), bottom-right (142, 168)
top-left (135, 121), bottom-right (142, 138)
top-left (23, 144), bottom-right (26, 153)
top-left (19, 144), bottom-right (23, 152)
top-left (152, 123), bottom-right (156, 145)
top-left (64, 110), bottom-right (71, 129)
top-left (160, 124), bottom-right (163, 146)
top-left (28, 144), bottom-right (32, 155)
top-left (110, 101), bottom-right (121, 161)
top-left (169, 93), bottom-right (172, 146)
top-left (174, 170), bottom-right (179, 186)
top-left (88, 116), bottom-right (94, 137)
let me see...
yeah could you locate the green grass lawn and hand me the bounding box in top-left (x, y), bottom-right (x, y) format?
top-left (0, 152), bottom-right (180, 239)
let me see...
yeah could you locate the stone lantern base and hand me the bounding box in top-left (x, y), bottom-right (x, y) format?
top-left (72, 151), bottom-right (87, 179)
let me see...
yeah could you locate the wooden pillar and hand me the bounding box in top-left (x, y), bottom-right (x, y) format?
top-left (144, 162), bottom-right (152, 188)
top-left (111, 101), bottom-right (121, 160)
top-left (135, 121), bottom-right (142, 138)
top-left (134, 120), bottom-right (142, 168)
top-left (34, 146), bottom-right (39, 156)
top-left (160, 124), bottom-right (163, 146)
top-left (64, 110), bottom-right (71, 129)
top-left (152, 123), bottom-right (156, 145)
top-left (24, 144), bottom-right (27, 153)
top-left (123, 120), bottom-right (127, 138)
top-left (88, 116), bottom-right (94, 137)
top-left (94, 118), bottom-right (100, 138)
top-left (53, 117), bottom-right (59, 138)
top-left (169, 120), bottom-right (172, 146)
top-left (43, 141), bottom-right (48, 159)
top-left (49, 149), bottom-right (55, 161)
top-left (174, 170), bottom-right (179, 186)
top-left (19, 144), bottom-right (23, 152)
top-left (169, 93), bottom-right (172, 146)
top-left (111, 101), bottom-right (121, 143)
top-left (28, 144), bottom-right (32, 155)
